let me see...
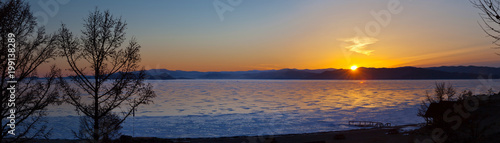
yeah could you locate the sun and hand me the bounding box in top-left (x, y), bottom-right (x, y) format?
top-left (350, 65), bottom-right (358, 71)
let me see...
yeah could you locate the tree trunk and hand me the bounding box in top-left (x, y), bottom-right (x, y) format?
top-left (93, 84), bottom-right (99, 141)
top-left (93, 57), bottom-right (100, 142)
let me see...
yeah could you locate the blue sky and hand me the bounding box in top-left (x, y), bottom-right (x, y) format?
top-left (28, 0), bottom-right (500, 72)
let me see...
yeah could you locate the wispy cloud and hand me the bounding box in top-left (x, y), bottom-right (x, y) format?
top-left (339, 37), bottom-right (378, 56)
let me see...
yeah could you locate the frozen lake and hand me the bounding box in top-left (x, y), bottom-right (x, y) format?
top-left (45, 79), bottom-right (498, 139)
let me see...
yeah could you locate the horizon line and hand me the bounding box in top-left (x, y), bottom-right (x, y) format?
top-left (144, 65), bottom-right (500, 73)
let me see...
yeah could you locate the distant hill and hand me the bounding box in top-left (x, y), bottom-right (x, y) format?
top-left (427, 66), bottom-right (500, 78)
top-left (143, 68), bottom-right (334, 79)
top-left (69, 66), bottom-right (500, 80)
top-left (308, 67), bottom-right (488, 80)
top-left (143, 70), bottom-right (175, 79)
top-left (104, 70), bottom-right (176, 80)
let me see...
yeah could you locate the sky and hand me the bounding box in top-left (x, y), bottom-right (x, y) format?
top-left (28, 0), bottom-right (500, 72)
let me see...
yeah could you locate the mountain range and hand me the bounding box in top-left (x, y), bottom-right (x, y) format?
top-left (137, 66), bottom-right (500, 80)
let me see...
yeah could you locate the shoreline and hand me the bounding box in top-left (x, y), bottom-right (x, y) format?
top-left (23, 124), bottom-right (419, 143)
top-left (167, 124), bottom-right (418, 143)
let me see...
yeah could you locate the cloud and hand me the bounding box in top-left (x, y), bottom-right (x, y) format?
top-left (339, 37), bottom-right (378, 56)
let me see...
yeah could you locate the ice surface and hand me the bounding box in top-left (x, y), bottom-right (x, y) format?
top-left (42, 79), bottom-right (494, 139)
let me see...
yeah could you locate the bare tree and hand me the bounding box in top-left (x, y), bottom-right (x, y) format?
top-left (472, 0), bottom-right (500, 50)
top-left (75, 113), bottom-right (123, 142)
top-left (0, 0), bottom-right (62, 142)
top-left (417, 82), bottom-right (457, 124)
top-left (57, 8), bottom-right (156, 142)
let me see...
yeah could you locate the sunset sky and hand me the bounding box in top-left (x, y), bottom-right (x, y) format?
top-left (29, 0), bottom-right (500, 72)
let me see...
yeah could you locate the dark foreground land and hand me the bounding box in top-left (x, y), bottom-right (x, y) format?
top-left (21, 125), bottom-right (417, 143)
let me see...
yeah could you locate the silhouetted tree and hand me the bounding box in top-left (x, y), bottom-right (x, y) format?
top-left (57, 8), bottom-right (156, 142)
top-left (0, 0), bottom-right (62, 142)
top-left (417, 82), bottom-right (457, 124)
top-left (472, 0), bottom-right (500, 50)
top-left (75, 113), bottom-right (122, 142)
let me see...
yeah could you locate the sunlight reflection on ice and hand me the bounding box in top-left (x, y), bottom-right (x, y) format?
top-left (45, 79), bottom-right (492, 139)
